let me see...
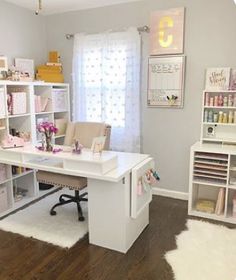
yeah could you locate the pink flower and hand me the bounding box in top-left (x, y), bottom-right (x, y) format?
top-left (37, 122), bottom-right (58, 136)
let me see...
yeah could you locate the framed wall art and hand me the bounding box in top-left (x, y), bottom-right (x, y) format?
top-left (150, 7), bottom-right (185, 56)
top-left (0, 56), bottom-right (8, 72)
top-left (147, 55), bottom-right (185, 108)
top-left (205, 67), bottom-right (231, 90)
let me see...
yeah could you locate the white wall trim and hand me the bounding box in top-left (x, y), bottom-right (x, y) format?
top-left (152, 187), bottom-right (188, 201)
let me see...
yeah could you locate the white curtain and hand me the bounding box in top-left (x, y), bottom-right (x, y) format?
top-left (72, 28), bottom-right (141, 152)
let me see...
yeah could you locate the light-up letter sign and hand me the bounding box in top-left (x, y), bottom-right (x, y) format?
top-left (150, 7), bottom-right (185, 55)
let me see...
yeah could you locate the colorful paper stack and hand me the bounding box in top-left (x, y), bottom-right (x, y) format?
top-left (36, 51), bottom-right (64, 83)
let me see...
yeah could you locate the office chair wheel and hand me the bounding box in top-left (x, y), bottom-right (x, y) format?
top-left (50, 209), bottom-right (57, 216)
top-left (79, 216), bottom-right (85, 222)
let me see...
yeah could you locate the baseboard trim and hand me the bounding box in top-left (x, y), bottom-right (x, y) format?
top-left (152, 187), bottom-right (188, 201)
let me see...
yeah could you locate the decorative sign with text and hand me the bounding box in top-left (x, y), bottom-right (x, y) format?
top-left (150, 7), bottom-right (185, 55)
top-left (205, 68), bottom-right (231, 90)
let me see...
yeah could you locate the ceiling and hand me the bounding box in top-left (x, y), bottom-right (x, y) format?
top-left (5, 0), bottom-right (142, 15)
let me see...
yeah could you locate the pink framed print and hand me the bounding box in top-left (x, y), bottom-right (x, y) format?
top-left (150, 7), bottom-right (185, 56)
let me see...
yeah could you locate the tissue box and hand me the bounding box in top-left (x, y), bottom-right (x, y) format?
top-left (0, 186), bottom-right (8, 213)
top-left (0, 164), bottom-right (7, 182)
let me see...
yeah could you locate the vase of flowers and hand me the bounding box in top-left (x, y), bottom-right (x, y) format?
top-left (37, 122), bottom-right (58, 152)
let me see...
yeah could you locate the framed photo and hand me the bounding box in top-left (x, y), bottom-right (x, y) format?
top-left (205, 68), bottom-right (231, 90)
top-left (15, 58), bottom-right (34, 80)
top-left (0, 56), bottom-right (8, 72)
top-left (91, 136), bottom-right (106, 153)
top-left (150, 7), bottom-right (185, 55)
top-left (147, 55), bottom-right (185, 108)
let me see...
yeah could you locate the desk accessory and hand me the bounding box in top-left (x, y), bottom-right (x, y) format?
top-left (72, 140), bottom-right (83, 154)
top-left (91, 136), bottom-right (106, 154)
top-left (1, 135), bottom-right (25, 149)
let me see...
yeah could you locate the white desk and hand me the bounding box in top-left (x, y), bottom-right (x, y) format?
top-left (0, 145), bottom-right (154, 253)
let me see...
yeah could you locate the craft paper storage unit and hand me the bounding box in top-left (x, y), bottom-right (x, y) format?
top-left (189, 142), bottom-right (236, 225)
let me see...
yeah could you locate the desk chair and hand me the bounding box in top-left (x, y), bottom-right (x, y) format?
top-left (36, 122), bottom-right (111, 221)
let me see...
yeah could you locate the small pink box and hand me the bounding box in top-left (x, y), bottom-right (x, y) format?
top-left (0, 186), bottom-right (8, 213)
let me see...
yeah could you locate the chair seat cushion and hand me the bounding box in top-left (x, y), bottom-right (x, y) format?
top-left (36, 171), bottom-right (87, 190)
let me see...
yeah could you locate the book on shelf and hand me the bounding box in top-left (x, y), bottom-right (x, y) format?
top-left (230, 69), bottom-right (236, 90)
top-left (215, 188), bottom-right (225, 215)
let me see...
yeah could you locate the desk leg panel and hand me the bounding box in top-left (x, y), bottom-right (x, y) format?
top-left (87, 175), bottom-right (149, 253)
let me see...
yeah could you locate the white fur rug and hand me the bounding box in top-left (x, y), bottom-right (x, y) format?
top-left (165, 220), bottom-right (236, 280)
top-left (0, 189), bottom-right (88, 248)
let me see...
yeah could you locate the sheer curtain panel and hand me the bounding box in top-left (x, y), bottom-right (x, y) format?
top-left (72, 28), bottom-right (141, 152)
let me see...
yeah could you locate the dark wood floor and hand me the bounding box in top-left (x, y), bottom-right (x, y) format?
top-left (0, 196), bottom-right (190, 280)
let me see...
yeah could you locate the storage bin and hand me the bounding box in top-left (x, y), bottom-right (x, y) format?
top-left (0, 164), bottom-right (7, 182)
top-left (0, 186), bottom-right (8, 213)
top-left (0, 89), bottom-right (5, 117)
top-left (52, 90), bottom-right (67, 112)
top-left (12, 92), bottom-right (27, 115)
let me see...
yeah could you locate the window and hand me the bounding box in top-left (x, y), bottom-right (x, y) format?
top-left (72, 28), bottom-right (141, 152)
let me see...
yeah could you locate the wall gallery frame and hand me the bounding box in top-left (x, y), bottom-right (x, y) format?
top-left (0, 56), bottom-right (8, 72)
top-left (147, 55), bottom-right (185, 108)
top-left (150, 7), bottom-right (185, 56)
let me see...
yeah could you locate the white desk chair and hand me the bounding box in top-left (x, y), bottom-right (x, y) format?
top-left (36, 122), bottom-right (111, 221)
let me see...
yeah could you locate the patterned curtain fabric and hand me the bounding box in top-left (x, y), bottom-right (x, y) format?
top-left (72, 28), bottom-right (141, 152)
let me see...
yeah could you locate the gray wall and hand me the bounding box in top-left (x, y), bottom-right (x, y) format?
top-left (0, 0), bottom-right (47, 66)
top-left (45, 0), bottom-right (236, 193)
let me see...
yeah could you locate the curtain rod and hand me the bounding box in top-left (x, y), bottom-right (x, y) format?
top-left (65, 25), bottom-right (150, 40)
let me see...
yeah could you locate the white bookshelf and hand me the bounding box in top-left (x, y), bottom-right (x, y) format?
top-left (201, 90), bottom-right (236, 144)
top-left (189, 142), bottom-right (236, 224)
top-left (0, 81), bottom-right (70, 218)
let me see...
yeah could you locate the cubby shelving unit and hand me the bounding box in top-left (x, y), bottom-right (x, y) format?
top-left (0, 81), bottom-right (70, 218)
top-left (201, 90), bottom-right (236, 144)
top-left (189, 142), bottom-right (236, 224)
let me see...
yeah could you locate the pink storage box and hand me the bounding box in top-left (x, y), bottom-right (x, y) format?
top-left (0, 89), bottom-right (5, 117)
top-left (0, 186), bottom-right (8, 213)
top-left (12, 92), bottom-right (27, 115)
top-left (0, 164), bottom-right (7, 182)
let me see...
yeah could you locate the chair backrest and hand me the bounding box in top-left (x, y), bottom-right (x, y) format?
top-left (64, 122), bottom-right (111, 150)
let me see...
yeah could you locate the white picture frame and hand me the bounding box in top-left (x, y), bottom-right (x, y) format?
top-left (15, 58), bottom-right (34, 79)
top-left (91, 136), bottom-right (106, 153)
top-left (147, 55), bottom-right (185, 108)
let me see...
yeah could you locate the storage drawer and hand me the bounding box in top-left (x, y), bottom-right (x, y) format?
top-left (0, 164), bottom-right (7, 182)
top-left (131, 158), bottom-right (154, 219)
top-left (0, 186), bottom-right (8, 213)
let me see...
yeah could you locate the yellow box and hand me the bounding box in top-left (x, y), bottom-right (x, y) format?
top-left (36, 73), bottom-right (64, 83)
top-left (37, 65), bottom-right (62, 73)
top-left (49, 51), bottom-right (60, 63)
